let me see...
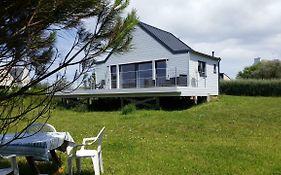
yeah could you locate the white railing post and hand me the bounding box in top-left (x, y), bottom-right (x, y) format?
top-left (152, 60), bottom-right (156, 87)
top-left (175, 67), bottom-right (177, 86)
top-left (108, 66), bottom-right (111, 89)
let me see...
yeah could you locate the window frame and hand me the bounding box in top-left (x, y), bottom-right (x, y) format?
top-left (198, 61), bottom-right (206, 77)
top-left (110, 65), bottom-right (117, 89)
top-left (213, 64), bottom-right (217, 74)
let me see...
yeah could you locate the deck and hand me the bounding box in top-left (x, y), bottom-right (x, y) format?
top-left (54, 87), bottom-right (210, 98)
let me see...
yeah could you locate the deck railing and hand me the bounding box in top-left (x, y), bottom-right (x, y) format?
top-left (107, 68), bottom-right (205, 89)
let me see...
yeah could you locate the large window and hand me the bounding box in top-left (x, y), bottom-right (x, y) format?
top-left (137, 62), bottom-right (153, 88)
top-left (119, 62), bottom-right (153, 88)
top-left (198, 61), bottom-right (206, 77)
top-left (119, 64), bottom-right (137, 88)
top-left (113, 60), bottom-right (166, 89)
top-left (110, 65), bottom-right (117, 88)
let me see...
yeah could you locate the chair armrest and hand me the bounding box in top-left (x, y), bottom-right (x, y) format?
top-left (67, 144), bottom-right (84, 156)
top-left (80, 137), bottom-right (98, 150)
top-left (2, 154), bottom-right (16, 159)
top-left (82, 137), bottom-right (97, 145)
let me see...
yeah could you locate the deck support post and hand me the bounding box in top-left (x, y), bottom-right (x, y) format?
top-left (88, 98), bottom-right (92, 105)
top-left (121, 98), bottom-right (124, 108)
top-left (155, 97), bottom-right (160, 109)
top-left (207, 94), bottom-right (211, 102)
top-left (193, 96), bottom-right (198, 105)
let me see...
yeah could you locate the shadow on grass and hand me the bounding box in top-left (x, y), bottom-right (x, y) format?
top-left (54, 96), bottom-right (207, 112)
top-left (159, 97), bottom-right (196, 111)
top-left (3, 159), bottom-right (96, 175)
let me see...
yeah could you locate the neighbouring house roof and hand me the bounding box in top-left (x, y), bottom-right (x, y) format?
top-left (95, 21), bottom-right (220, 64)
top-left (0, 68), bottom-right (13, 87)
top-left (0, 66), bottom-right (31, 87)
top-left (10, 67), bottom-right (25, 82)
top-left (219, 73), bottom-right (231, 81)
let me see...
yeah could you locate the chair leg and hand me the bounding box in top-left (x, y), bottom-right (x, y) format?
top-left (99, 153), bottom-right (104, 173)
top-left (76, 157), bottom-right (81, 173)
top-left (91, 156), bottom-right (100, 175)
top-left (67, 156), bottom-right (73, 175)
top-left (10, 156), bottom-right (19, 175)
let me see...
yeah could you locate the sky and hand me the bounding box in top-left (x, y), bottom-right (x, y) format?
top-left (127, 0), bottom-right (281, 78)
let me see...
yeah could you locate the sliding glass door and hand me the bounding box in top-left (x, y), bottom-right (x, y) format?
top-left (118, 61), bottom-right (153, 88)
top-left (112, 60), bottom-right (166, 89)
top-left (156, 60), bottom-right (166, 87)
top-left (137, 62), bottom-right (153, 88)
top-left (119, 64), bottom-right (137, 88)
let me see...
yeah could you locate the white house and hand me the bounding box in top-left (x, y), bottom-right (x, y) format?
top-left (94, 22), bottom-right (220, 94)
top-left (0, 66), bottom-right (31, 87)
top-left (55, 22), bottom-right (221, 103)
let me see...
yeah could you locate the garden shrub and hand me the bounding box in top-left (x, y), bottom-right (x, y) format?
top-left (121, 104), bottom-right (136, 115)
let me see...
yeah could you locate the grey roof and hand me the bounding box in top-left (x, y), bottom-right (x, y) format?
top-left (95, 22), bottom-right (220, 64)
top-left (138, 22), bottom-right (193, 54)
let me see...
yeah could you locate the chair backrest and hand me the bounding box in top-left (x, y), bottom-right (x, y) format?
top-left (26, 123), bottom-right (56, 134)
top-left (0, 154), bottom-right (19, 175)
top-left (96, 127), bottom-right (105, 153)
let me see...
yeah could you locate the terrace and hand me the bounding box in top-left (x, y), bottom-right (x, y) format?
top-left (55, 67), bottom-right (209, 98)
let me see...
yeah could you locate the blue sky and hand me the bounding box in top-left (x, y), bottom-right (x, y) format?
top-left (127, 0), bottom-right (281, 78)
top-left (56, 0), bottom-right (281, 80)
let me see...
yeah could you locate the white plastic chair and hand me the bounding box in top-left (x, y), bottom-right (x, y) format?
top-left (26, 123), bottom-right (57, 134)
top-left (0, 154), bottom-right (19, 175)
top-left (67, 127), bottom-right (105, 175)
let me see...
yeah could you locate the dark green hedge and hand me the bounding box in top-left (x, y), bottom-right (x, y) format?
top-left (220, 79), bottom-right (281, 96)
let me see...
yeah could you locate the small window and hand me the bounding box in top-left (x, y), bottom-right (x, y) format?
top-left (213, 64), bottom-right (217, 74)
top-left (198, 61), bottom-right (206, 77)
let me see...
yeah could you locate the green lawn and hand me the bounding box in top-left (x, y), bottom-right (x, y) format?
top-left (3, 95), bottom-right (281, 174)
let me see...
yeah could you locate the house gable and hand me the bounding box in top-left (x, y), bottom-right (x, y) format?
top-left (96, 24), bottom-right (183, 66)
top-left (96, 22), bottom-right (219, 65)
top-left (138, 22), bottom-right (193, 54)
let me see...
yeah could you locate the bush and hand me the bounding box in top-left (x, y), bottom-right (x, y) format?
top-left (73, 103), bottom-right (88, 112)
top-left (121, 104), bottom-right (136, 115)
top-left (220, 79), bottom-right (281, 96)
top-left (53, 98), bottom-right (89, 112)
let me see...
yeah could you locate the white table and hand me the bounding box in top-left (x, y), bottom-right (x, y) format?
top-left (0, 132), bottom-right (75, 174)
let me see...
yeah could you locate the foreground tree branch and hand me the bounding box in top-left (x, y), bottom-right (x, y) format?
top-left (0, 0), bottom-right (138, 145)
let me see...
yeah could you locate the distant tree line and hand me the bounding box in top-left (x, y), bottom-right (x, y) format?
top-left (220, 79), bottom-right (281, 96)
top-left (220, 59), bottom-right (281, 96)
top-left (237, 59), bottom-right (281, 79)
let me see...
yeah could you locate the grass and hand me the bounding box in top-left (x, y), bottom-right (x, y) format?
top-left (2, 95), bottom-right (281, 174)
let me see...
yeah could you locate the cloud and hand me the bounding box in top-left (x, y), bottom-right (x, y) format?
top-left (128, 0), bottom-right (281, 78)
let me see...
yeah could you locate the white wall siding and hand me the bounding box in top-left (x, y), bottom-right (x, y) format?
top-left (94, 25), bottom-right (219, 96)
top-left (189, 52), bottom-right (219, 95)
top-left (95, 26), bottom-right (189, 88)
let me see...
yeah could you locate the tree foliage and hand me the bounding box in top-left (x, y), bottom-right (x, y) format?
top-left (237, 59), bottom-right (281, 79)
top-left (0, 0), bottom-right (138, 141)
